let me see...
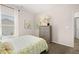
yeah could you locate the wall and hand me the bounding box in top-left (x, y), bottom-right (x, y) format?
top-left (18, 9), bottom-right (35, 36)
top-left (50, 5), bottom-right (74, 47)
top-left (52, 5), bottom-right (79, 47)
top-left (35, 5), bottom-right (79, 47)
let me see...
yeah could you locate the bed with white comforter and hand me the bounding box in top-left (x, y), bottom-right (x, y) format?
top-left (0, 35), bottom-right (48, 54)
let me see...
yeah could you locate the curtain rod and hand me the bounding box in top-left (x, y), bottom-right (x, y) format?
top-left (0, 4), bottom-right (20, 12)
top-left (0, 4), bottom-right (14, 9)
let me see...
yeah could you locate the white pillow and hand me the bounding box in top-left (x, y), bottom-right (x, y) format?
top-left (2, 42), bottom-right (14, 51)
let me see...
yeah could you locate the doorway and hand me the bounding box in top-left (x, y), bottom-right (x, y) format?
top-left (74, 17), bottom-right (79, 39)
top-left (73, 17), bottom-right (79, 53)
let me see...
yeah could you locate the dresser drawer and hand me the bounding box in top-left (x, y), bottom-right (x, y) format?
top-left (39, 26), bottom-right (51, 43)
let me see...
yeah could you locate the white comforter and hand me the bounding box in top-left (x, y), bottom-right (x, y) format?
top-left (1, 35), bottom-right (48, 54)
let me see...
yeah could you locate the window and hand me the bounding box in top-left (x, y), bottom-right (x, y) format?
top-left (0, 5), bottom-right (15, 36)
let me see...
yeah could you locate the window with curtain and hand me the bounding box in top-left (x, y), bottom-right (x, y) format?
top-left (0, 5), bottom-right (15, 36)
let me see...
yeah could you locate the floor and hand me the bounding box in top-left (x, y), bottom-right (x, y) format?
top-left (47, 39), bottom-right (79, 54)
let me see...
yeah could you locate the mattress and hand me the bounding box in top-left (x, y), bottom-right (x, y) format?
top-left (1, 35), bottom-right (48, 54)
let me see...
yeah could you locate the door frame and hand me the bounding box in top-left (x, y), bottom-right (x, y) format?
top-left (74, 17), bottom-right (79, 39)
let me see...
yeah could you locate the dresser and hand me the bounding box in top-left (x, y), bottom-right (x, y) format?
top-left (39, 26), bottom-right (52, 43)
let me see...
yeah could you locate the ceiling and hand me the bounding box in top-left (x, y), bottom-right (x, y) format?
top-left (5, 4), bottom-right (79, 14)
top-left (22, 4), bottom-right (52, 14)
top-left (12, 4), bottom-right (53, 14)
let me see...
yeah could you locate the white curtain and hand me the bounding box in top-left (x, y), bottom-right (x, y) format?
top-left (0, 5), bottom-right (14, 36)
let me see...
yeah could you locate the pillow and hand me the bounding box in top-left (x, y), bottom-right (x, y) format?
top-left (2, 42), bottom-right (14, 53)
top-left (2, 42), bottom-right (13, 50)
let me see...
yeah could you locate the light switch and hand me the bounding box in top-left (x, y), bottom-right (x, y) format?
top-left (65, 26), bottom-right (70, 29)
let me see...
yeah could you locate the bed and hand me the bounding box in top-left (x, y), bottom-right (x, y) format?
top-left (0, 35), bottom-right (48, 54)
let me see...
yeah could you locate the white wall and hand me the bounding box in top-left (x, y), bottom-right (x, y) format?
top-left (2, 4), bottom-right (79, 47)
top-left (51, 5), bottom-right (74, 47)
top-left (18, 9), bottom-right (35, 36)
top-left (34, 5), bottom-right (79, 47)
